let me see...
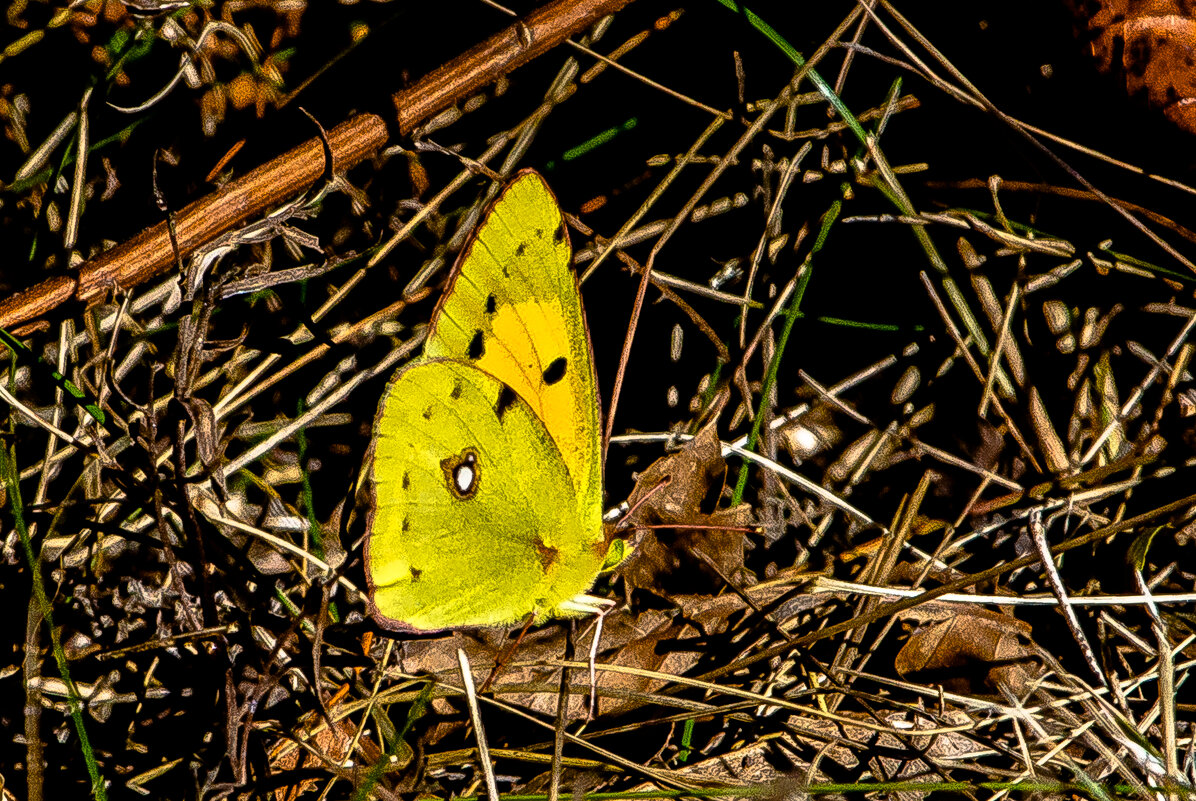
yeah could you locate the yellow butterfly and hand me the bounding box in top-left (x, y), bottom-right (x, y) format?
top-left (363, 170), bottom-right (609, 631)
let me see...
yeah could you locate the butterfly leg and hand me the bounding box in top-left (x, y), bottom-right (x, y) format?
top-left (557, 594), bottom-right (615, 615)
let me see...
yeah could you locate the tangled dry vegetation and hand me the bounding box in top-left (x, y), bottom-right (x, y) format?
top-left (1, 1), bottom-right (1195, 798)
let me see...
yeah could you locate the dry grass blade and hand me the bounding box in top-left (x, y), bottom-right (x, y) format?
top-left (457, 649), bottom-right (500, 801)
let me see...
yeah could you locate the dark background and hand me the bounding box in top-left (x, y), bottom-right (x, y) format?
top-left (3, 0), bottom-right (1195, 795)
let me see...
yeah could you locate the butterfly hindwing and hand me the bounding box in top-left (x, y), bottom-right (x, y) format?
top-left (422, 171), bottom-right (602, 524)
top-left (365, 359), bottom-right (606, 631)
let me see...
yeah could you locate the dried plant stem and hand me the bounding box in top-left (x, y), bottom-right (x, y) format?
top-left (393, 0), bottom-right (633, 134)
top-left (702, 490), bottom-right (1196, 682)
top-left (23, 600), bottom-right (43, 801)
top-left (740, 141), bottom-right (810, 348)
top-left (0, 114), bottom-right (387, 331)
top-left (918, 271), bottom-right (1041, 471)
top-left (62, 86), bottom-right (91, 252)
top-left (578, 118), bottom-right (725, 285)
top-left (731, 203), bottom-right (835, 505)
top-left (602, 115), bottom-right (725, 456)
top-left (2, 448), bottom-right (106, 800)
top-left (1029, 510), bottom-right (1107, 687)
top-left (457, 650), bottom-right (500, 801)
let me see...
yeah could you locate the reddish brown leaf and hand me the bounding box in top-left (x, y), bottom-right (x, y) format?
top-left (1067, 0), bottom-right (1196, 134)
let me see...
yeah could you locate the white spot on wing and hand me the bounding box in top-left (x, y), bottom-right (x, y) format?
top-left (455, 463), bottom-right (476, 494)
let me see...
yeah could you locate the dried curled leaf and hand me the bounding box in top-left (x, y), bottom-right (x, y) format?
top-left (621, 424), bottom-right (754, 596)
top-left (268, 709), bottom-right (368, 801)
top-left (1067, 0), bottom-right (1196, 134)
top-left (390, 576), bottom-right (807, 720)
top-left (895, 605), bottom-right (1041, 695)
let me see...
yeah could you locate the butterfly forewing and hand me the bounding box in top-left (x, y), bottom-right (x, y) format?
top-left (422, 171), bottom-right (602, 521)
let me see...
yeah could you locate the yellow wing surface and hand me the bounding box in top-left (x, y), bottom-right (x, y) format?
top-left (364, 170), bottom-right (605, 631)
top-left (422, 171), bottom-right (602, 521)
top-left (365, 360), bottom-right (606, 631)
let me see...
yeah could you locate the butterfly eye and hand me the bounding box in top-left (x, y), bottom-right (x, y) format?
top-left (441, 448), bottom-right (480, 499)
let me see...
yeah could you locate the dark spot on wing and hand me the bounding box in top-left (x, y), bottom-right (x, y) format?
top-left (450, 379), bottom-right (463, 400)
top-left (485, 294), bottom-right (497, 314)
top-left (495, 383), bottom-right (517, 419)
top-left (423, 405), bottom-right (433, 420)
top-left (543, 356), bottom-right (567, 385)
top-left (409, 566), bottom-right (422, 581)
top-left (554, 221), bottom-right (566, 244)
top-left (534, 537), bottom-right (560, 572)
top-left (516, 243), bottom-right (527, 256)
top-left (441, 448), bottom-right (480, 500)
top-left (468, 330), bottom-right (484, 359)
top-left (402, 472), bottom-right (410, 489)
top-left (402, 517), bottom-right (410, 532)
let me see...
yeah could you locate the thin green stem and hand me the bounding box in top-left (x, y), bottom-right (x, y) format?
top-left (731, 201), bottom-right (839, 506)
top-left (1, 445), bottom-right (107, 799)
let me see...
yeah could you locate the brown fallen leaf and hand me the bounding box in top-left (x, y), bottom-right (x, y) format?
top-left (389, 607), bottom-right (713, 722)
top-left (1066, 0), bottom-right (1196, 135)
top-left (620, 423), bottom-right (755, 597)
top-left (894, 604), bottom-right (1040, 696)
top-left (626, 706), bottom-right (982, 795)
top-left (268, 702), bottom-right (379, 801)
top-left (389, 574), bottom-right (810, 722)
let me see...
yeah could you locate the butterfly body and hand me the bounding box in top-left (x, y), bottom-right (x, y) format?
top-left (364, 171), bottom-right (605, 632)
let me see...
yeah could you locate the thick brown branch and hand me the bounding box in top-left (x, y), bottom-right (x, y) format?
top-left (393, 0), bottom-right (633, 134)
top-left (0, 113), bottom-right (388, 331)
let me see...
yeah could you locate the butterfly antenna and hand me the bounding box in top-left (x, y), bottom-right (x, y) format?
top-left (637, 522), bottom-right (758, 534)
top-left (480, 613), bottom-right (537, 693)
top-left (615, 475), bottom-right (672, 529)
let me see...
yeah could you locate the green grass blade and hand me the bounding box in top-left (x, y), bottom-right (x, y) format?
top-left (1, 445), bottom-right (108, 799)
